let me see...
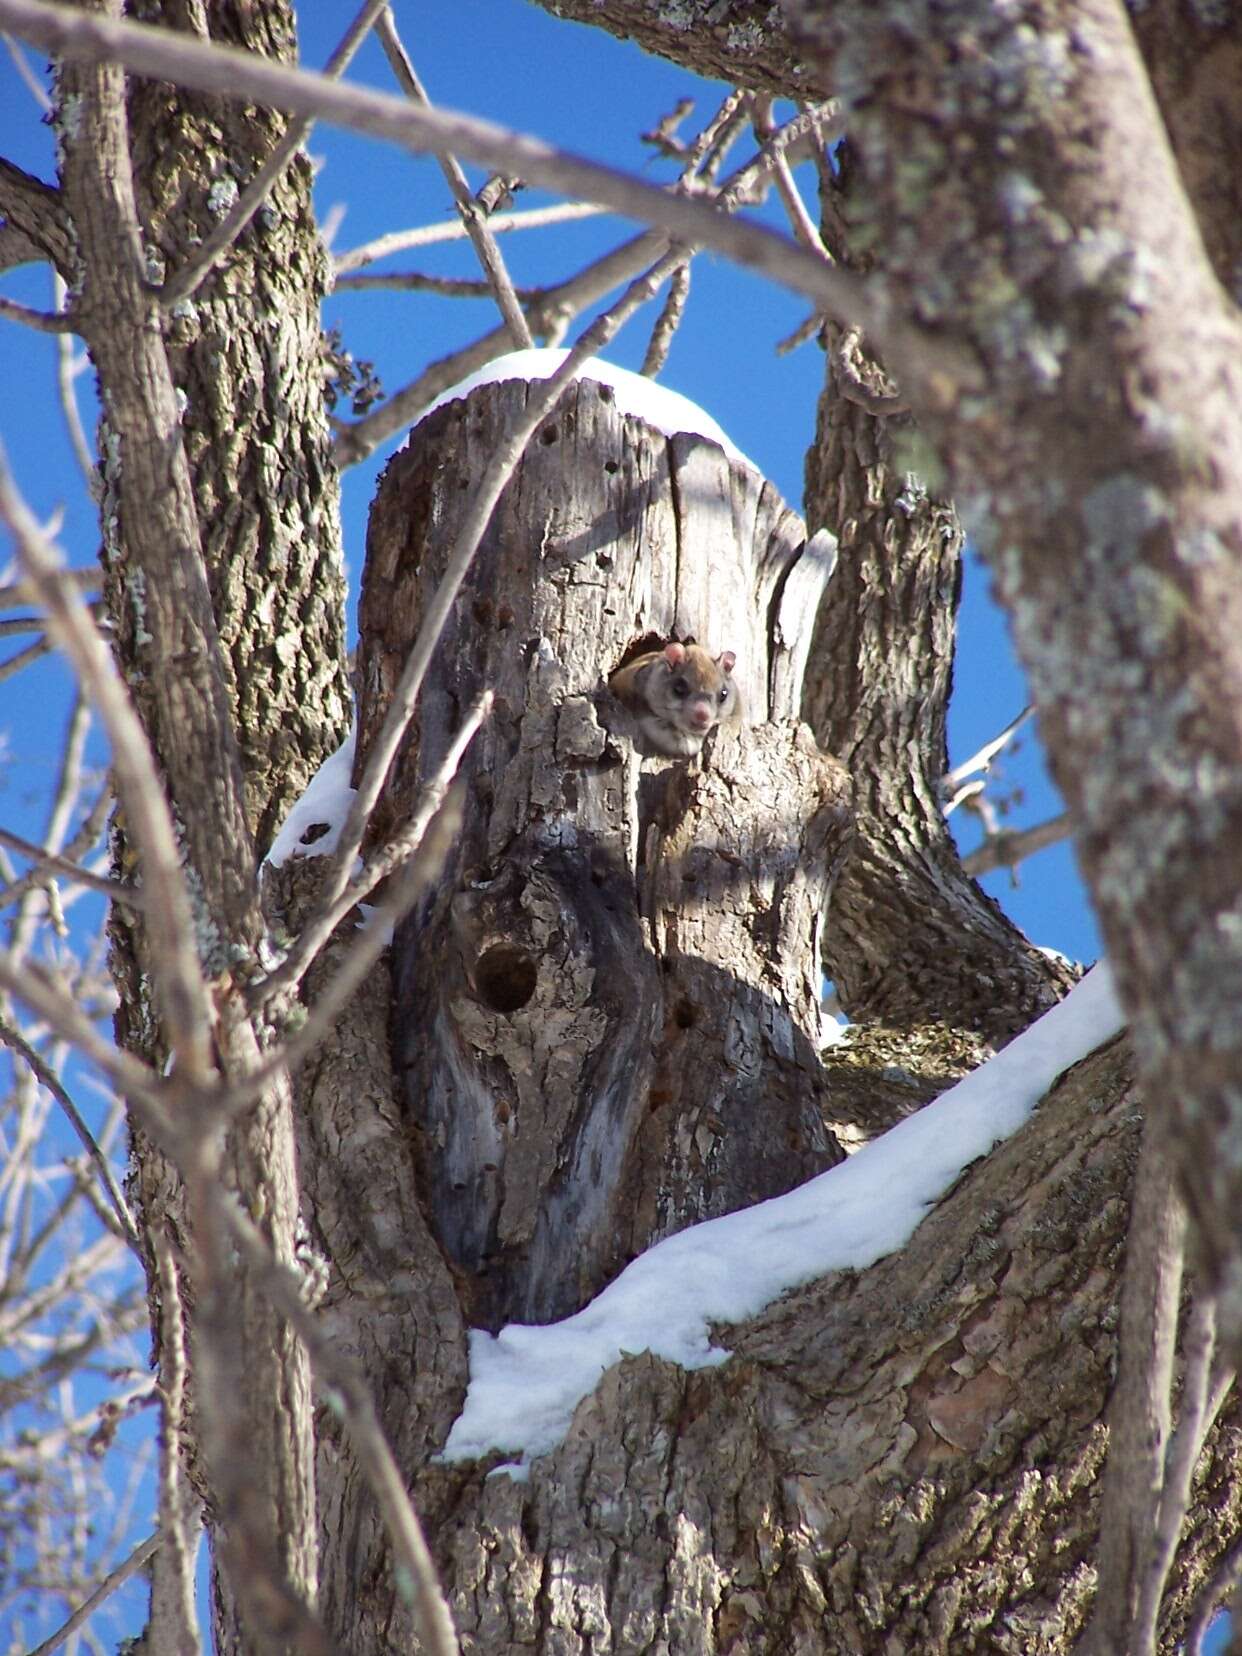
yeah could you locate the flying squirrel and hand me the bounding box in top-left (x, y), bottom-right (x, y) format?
top-left (609, 641), bottom-right (742, 757)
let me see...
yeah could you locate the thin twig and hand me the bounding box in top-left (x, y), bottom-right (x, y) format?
top-left (0, 0), bottom-right (947, 389)
top-left (775, 310), bottom-right (823, 356)
top-left (682, 90), bottom-right (748, 184)
top-left (158, 0), bottom-right (392, 307)
top-left (0, 955), bottom-right (177, 1140)
top-left (335, 100), bottom-right (843, 465)
top-left (750, 96), bottom-right (827, 257)
top-left (962, 812), bottom-right (1073, 878)
top-left (22, 1532), bottom-right (160, 1656)
top-left (0, 611), bottom-right (57, 635)
top-left (149, 1228), bottom-right (202, 1654)
top-left (373, 7), bottom-right (531, 350)
top-left (3, 27), bottom-right (51, 109)
top-left (334, 228), bottom-right (668, 465)
top-left (253, 690), bottom-right (492, 1008)
top-left (0, 567), bottom-right (98, 610)
top-left (54, 270), bottom-right (95, 482)
top-left (640, 258), bottom-right (690, 378)
top-left (0, 291), bottom-right (75, 332)
top-left (335, 269), bottom-right (540, 298)
top-left (0, 785), bottom-right (112, 916)
top-left (210, 787), bottom-right (463, 1149)
top-left (217, 1189), bottom-right (459, 1655)
top-left (0, 453), bottom-right (217, 1085)
top-left (333, 200), bottom-right (606, 273)
top-left (1133, 1293), bottom-right (1219, 1647)
top-left (0, 821), bottom-right (143, 912)
top-left (0, 634), bottom-right (50, 680)
top-left (0, 1014), bottom-right (141, 1248)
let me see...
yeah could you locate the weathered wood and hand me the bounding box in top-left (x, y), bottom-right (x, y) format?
top-left (357, 377), bottom-right (850, 1327)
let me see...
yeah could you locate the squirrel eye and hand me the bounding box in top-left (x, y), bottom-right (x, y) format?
top-left (718, 686), bottom-right (730, 704)
top-left (671, 677), bottom-right (689, 698)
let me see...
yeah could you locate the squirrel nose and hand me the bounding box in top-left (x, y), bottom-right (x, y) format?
top-left (690, 705), bottom-right (711, 727)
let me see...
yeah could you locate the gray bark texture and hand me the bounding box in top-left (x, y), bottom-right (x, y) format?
top-left (15, 0), bottom-right (1242, 1648)
top-left (356, 380), bottom-right (849, 1329)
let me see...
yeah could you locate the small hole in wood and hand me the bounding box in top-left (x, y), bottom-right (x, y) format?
top-left (539, 423), bottom-right (559, 445)
top-left (604, 459), bottom-right (619, 474)
top-left (475, 943), bottom-right (538, 1012)
top-left (674, 998), bottom-right (696, 1030)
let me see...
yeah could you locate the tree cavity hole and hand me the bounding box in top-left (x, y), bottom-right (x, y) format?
top-left (475, 943), bottom-right (538, 1012)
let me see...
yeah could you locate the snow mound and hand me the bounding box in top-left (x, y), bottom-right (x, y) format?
top-left (442, 965), bottom-right (1124, 1472)
top-left (414, 347), bottom-right (755, 471)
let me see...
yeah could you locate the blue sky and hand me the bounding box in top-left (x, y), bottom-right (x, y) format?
top-left (0, 3), bottom-right (1110, 1646)
top-left (1, 0), bottom-right (1101, 971)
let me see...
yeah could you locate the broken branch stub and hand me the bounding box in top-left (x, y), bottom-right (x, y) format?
top-left (357, 376), bottom-right (850, 1328)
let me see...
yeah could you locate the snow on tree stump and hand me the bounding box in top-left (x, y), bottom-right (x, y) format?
top-left (357, 373), bottom-right (851, 1327)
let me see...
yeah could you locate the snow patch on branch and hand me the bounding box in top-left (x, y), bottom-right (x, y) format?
top-left (442, 965), bottom-right (1124, 1474)
top-left (265, 731), bottom-right (356, 868)
top-left (413, 347), bottom-right (756, 471)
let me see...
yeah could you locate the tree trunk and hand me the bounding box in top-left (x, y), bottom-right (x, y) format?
top-left (294, 377), bottom-right (1241, 1653)
top-left (355, 377), bottom-right (849, 1329)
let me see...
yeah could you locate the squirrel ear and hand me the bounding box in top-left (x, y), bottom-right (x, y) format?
top-left (663, 642), bottom-right (687, 668)
top-left (719, 650), bottom-right (736, 675)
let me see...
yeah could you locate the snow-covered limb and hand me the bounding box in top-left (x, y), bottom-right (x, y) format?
top-left (414, 347), bottom-right (757, 473)
top-left (443, 964), bottom-right (1124, 1471)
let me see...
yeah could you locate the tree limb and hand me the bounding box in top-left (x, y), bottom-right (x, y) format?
top-left (372, 7), bottom-right (532, 351)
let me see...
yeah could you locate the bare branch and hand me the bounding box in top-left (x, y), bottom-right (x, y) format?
top-left (3, 28), bottom-right (50, 109)
top-left (334, 100), bottom-right (845, 464)
top-left (0, 457), bottom-right (217, 1084)
top-left (0, 1015), bottom-right (140, 1249)
top-left (0, 292), bottom-right (76, 333)
top-left (1082, 1118), bottom-right (1185, 1655)
top-left (148, 1228), bottom-right (202, 1655)
top-left (0, 634), bottom-right (50, 681)
top-left (0, 568), bottom-right (98, 610)
top-left (0, 821), bottom-right (142, 913)
top-left (961, 813), bottom-right (1073, 878)
top-left (1133, 1292), bottom-right (1221, 1647)
top-left (945, 706), bottom-right (1033, 796)
top-left (335, 269), bottom-right (539, 298)
top-left (0, 956), bottom-right (175, 1141)
top-left (215, 1193), bottom-right (459, 1656)
top-left (0, 0), bottom-right (974, 404)
top-left (334, 228), bottom-right (669, 465)
top-left (372, 7), bottom-right (532, 351)
top-left (639, 257), bottom-right (690, 378)
top-left (157, 0), bottom-right (392, 308)
top-left (233, 784), bottom-right (464, 1116)
top-left (22, 1531), bottom-right (160, 1656)
top-left (680, 90), bottom-right (748, 185)
top-left (750, 96), bottom-right (826, 256)
top-left (333, 200), bottom-right (607, 273)
top-left (0, 783), bottom-right (112, 917)
top-left (0, 155), bottom-right (73, 273)
top-left (53, 272), bottom-right (95, 483)
top-left (775, 310), bottom-right (822, 356)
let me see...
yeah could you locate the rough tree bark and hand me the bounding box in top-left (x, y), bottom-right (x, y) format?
top-left (8, 0), bottom-right (1242, 1648)
top-left (39, 2), bottom-right (348, 1647)
top-left (355, 378), bottom-right (848, 1329)
top-left (283, 378), bottom-right (1240, 1652)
